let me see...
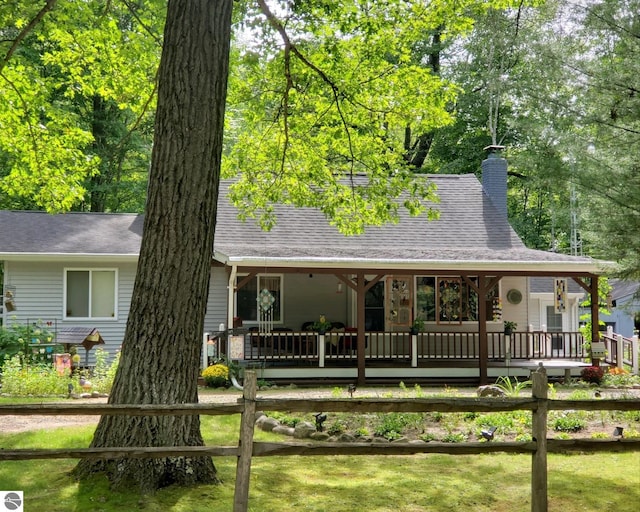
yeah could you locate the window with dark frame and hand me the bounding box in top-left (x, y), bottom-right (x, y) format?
top-left (416, 275), bottom-right (498, 324)
top-left (236, 274), bottom-right (282, 323)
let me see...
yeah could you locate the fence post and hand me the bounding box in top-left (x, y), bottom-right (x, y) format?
top-left (531, 364), bottom-right (548, 512)
top-left (233, 370), bottom-right (257, 512)
top-left (632, 336), bottom-right (639, 375)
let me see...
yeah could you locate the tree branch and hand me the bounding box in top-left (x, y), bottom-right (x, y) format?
top-left (256, 0), bottom-right (356, 175)
top-left (0, 0), bottom-right (58, 75)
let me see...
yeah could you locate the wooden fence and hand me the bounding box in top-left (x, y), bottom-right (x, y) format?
top-left (1, 369), bottom-right (639, 512)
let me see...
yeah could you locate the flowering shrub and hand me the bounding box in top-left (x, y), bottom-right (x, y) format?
top-left (580, 365), bottom-right (605, 384)
top-left (1, 349), bottom-right (120, 397)
top-left (0, 355), bottom-right (70, 396)
top-left (603, 366), bottom-right (640, 387)
top-left (202, 363), bottom-right (229, 388)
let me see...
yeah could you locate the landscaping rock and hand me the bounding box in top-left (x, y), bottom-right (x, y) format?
top-left (273, 425), bottom-right (295, 436)
top-left (372, 437), bottom-right (389, 443)
top-left (294, 421), bottom-right (316, 439)
top-left (391, 437), bottom-right (409, 443)
top-left (477, 385), bottom-right (506, 397)
top-left (310, 432), bottom-right (331, 441)
top-left (256, 416), bottom-right (280, 432)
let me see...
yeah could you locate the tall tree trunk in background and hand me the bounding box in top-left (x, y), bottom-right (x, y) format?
top-left (405, 28), bottom-right (442, 170)
top-left (90, 95), bottom-right (107, 212)
top-left (73, 0), bottom-right (233, 491)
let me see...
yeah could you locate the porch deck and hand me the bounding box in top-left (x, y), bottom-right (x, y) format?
top-left (238, 330), bottom-right (587, 362)
top-left (211, 329), bottom-right (591, 383)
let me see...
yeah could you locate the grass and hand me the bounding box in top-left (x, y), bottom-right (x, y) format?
top-left (0, 413), bottom-right (639, 511)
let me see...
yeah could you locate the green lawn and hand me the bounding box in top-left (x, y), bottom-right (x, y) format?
top-left (0, 414), bottom-right (638, 511)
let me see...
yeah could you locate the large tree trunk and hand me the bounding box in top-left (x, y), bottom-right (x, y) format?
top-left (74, 0), bottom-right (233, 491)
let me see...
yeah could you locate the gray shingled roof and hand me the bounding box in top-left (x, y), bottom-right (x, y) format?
top-left (0, 174), bottom-right (604, 272)
top-left (0, 210), bottom-right (143, 256)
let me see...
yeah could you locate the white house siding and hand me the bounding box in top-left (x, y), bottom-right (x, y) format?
top-left (203, 266), bottom-right (229, 334)
top-left (500, 276), bottom-right (529, 331)
top-left (2, 260), bottom-right (137, 365)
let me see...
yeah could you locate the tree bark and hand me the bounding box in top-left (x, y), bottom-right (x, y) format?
top-left (74, 0), bottom-right (233, 491)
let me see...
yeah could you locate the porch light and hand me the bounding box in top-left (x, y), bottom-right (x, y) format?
top-left (315, 413), bottom-right (327, 432)
top-left (481, 426), bottom-right (497, 441)
top-left (613, 427), bottom-right (624, 438)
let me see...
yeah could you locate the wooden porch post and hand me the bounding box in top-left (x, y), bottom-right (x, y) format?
top-left (355, 272), bottom-right (366, 386)
top-left (590, 275), bottom-right (600, 365)
top-left (478, 281), bottom-right (489, 385)
top-left (464, 274), bottom-right (495, 385)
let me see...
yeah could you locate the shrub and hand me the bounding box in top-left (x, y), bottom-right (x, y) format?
top-left (553, 412), bottom-right (586, 432)
top-left (270, 412), bottom-right (300, 427)
top-left (327, 419), bottom-right (346, 436)
top-left (83, 348), bottom-right (120, 394)
top-left (580, 366), bottom-right (604, 384)
top-left (374, 413), bottom-right (411, 440)
top-left (494, 376), bottom-right (531, 397)
top-left (603, 367), bottom-right (640, 387)
top-left (0, 356), bottom-right (69, 396)
top-left (441, 432), bottom-right (467, 443)
top-left (0, 320), bottom-right (56, 369)
top-left (201, 363), bottom-right (229, 387)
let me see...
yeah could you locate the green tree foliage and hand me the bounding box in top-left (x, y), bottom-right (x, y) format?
top-left (224, 0), bottom-right (524, 234)
top-left (0, 0), bottom-right (161, 212)
top-left (563, 0), bottom-right (640, 277)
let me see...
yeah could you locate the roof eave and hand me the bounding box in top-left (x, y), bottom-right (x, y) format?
top-left (0, 253), bottom-right (139, 263)
top-left (213, 252), bottom-right (609, 275)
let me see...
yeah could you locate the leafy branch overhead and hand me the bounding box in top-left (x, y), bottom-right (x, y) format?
top-left (224, 0), bottom-right (513, 235)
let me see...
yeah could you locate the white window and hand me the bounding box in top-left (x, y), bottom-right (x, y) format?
top-left (64, 269), bottom-right (117, 319)
top-left (236, 274), bottom-right (283, 323)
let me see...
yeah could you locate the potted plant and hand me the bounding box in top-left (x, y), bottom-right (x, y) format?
top-left (312, 315), bottom-right (332, 335)
top-left (410, 318), bottom-right (425, 335)
top-left (504, 321), bottom-right (517, 335)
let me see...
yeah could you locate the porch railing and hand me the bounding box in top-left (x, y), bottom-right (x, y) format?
top-left (601, 334), bottom-right (639, 375)
top-left (237, 330), bottom-right (588, 366)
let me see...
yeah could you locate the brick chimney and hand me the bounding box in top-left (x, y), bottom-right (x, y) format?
top-left (481, 145), bottom-right (507, 218)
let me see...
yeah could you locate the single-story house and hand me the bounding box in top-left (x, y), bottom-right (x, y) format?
top-left (601, 279), bottom-right (640, 338)
top-left (0, 151), bottom-right (608, 384)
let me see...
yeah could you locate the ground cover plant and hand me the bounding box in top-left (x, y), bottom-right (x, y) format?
top-left (0, 376), bottom-right (639, 510)
top-left (0, 413), bottom-right (638, 511)
top-left (0, 348), bottom-right (119, 396)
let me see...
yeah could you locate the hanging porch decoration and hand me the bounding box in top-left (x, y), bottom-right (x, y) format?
top-left (554, 278), bottom-right (567, 314)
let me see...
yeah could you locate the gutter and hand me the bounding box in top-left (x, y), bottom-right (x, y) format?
top-left (212, 253), bottom-right (611, 275)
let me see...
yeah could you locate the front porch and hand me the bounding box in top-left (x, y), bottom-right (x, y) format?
top-left (209, 329), bottom-right (591, 383)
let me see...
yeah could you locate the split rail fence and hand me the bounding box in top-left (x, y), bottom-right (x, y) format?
top-left (0, 369), bottom-right (639, 512)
